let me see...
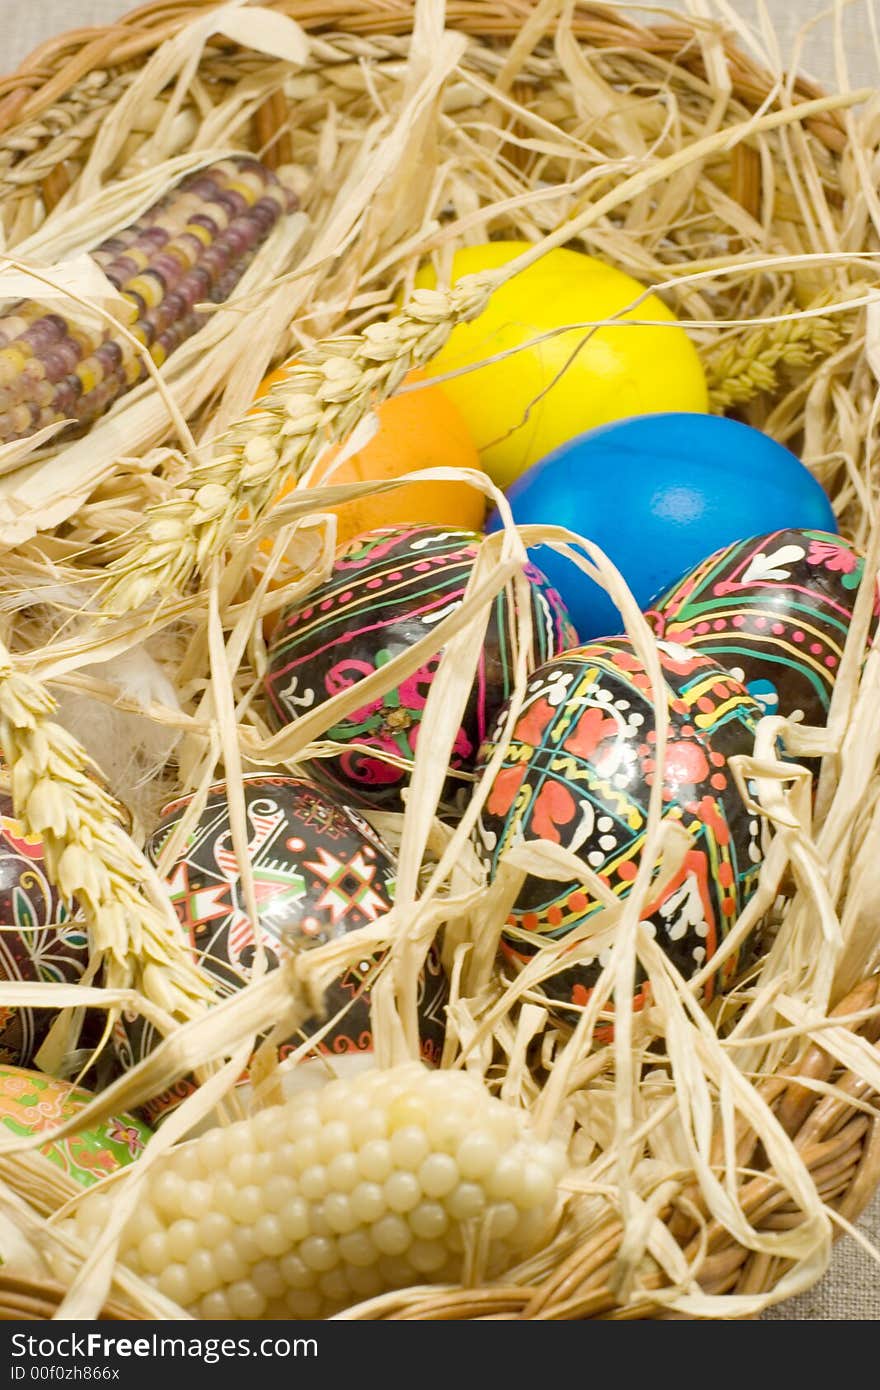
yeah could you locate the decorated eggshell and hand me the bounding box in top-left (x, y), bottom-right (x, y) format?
top-left (646, 529), bottom-right (879, 724)
top-left (0, 1064), bottom-right (151, 1187)
top-left (474, 638), bottom-right (765, 1012)
top-left (0, 794), bottom-right (90, 1067)
top-left (121, 775), bottom-right (447, 1123)
top-left (263, 525), bottom-right (578, 808)
top-left (485, 413), bottom-right (838, 641)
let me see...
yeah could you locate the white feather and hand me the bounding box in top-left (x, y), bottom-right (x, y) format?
top-left (2, 579), bottom-right (181, 826)
top-left (53, 647), bottom-right (181, 828)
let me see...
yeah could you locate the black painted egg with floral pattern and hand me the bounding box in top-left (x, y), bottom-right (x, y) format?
top-left (473, 639), bottom-right (765, 1015)
top-left (646, 529), bottom-right (879, 726)
top-left (119, 775), bottom-right (447, 1123)
top-left (0, 793), bottom-right (89, 1066)
top-left (263, 525), bottom-right (578, 809)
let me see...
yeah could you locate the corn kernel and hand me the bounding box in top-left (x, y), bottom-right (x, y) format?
top-left (0, 157), bottom-right (293, 446)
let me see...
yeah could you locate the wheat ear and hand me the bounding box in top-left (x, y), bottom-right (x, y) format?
top-left (706, 304), bottom-right (842, 410)
top-left (0, 639), bottom-right (215, 1024)
top-left (99, 279), bottom-right (495, 615)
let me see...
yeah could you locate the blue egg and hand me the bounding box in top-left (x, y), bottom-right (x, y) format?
top-left (485, 413), bottom-right (837, 640)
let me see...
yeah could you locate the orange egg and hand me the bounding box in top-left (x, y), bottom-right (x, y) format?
top-left (254, 366), bottom-right (487, 550)
top-left (253, 363), bottom-right (293, 401)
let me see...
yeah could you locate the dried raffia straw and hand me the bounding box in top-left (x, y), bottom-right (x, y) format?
top-left (98, 277), bottom-right (497, 614)
top-left (0, 0), bottom-right (877, 1324)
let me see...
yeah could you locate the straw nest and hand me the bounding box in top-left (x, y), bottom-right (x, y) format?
top-left (0, 0), bottom-right (878, 1320)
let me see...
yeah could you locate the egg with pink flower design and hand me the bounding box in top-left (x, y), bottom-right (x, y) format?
top-left (0, 1065), bottom-right (150, 1189)
top-left (264, 525), bottom-right (578, 808)
top-left (646, 529), bottom-right (879, 727)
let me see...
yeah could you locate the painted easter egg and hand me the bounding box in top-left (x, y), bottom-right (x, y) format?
top-left (0, 1064), bottom-right (151, 1187)
top-left (0, 794), bottom-right (90, 1067)
top-left (263, 525), bottom-right (578, 808)
top-left (474, 638), bottom-right (765, 1013)
top-left (415, 242), bottom-right (708, 486)
top-left (646, 529), bottom-right (878, 725)
top-left (485, 413), bottom-right (838, 641)
top-left (120, 776), bottom-right (447, 1124)
top-left (256, 368), bottom-right (487, 552)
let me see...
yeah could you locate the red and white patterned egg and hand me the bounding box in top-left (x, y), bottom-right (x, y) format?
top-left (474, 639), bottom-right (766, 1016)
top-left (263, 525), bottom-right (577, 809)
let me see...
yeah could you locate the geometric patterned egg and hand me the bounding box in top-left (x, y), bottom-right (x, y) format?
top-left (646, 529), bottom-right (878, 724)
top-left (0, 793), bottom-right (89, 1067)
top-left (0, 1063), bottom-right (151, 1188)
top-left (473, 638), bottom-right (765, 1014)
top-left (119, 775), bottom-right (447, 1124)
top-left (263, 525), bottom-right (578, 809)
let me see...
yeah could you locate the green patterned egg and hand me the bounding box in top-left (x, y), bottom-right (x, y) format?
top-left (0, 1064), bottom-right (151, 1187)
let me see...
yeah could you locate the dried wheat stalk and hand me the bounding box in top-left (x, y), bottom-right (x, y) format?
top-left (0, 638), bottom-right (215, 1027)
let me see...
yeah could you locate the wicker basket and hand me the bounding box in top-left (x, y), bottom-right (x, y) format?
top-left (0, 0), bottom-right (878, 1322)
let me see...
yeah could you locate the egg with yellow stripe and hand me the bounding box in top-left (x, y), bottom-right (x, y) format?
top-left (645, 529), bottom-right (878, 727)
top-left (473, 637), bottom-right (765, 1015)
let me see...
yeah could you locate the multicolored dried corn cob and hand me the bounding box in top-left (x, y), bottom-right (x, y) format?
top-left (0, 157), bottom-right (296, 445)
top-left (72, 1064), bottom-right (565, 1320)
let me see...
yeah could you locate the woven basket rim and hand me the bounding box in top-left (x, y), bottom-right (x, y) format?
top-left (0, 0), bottom-right (845, 151)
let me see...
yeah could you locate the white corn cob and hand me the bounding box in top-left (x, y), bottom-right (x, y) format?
top-left (73, 1063), bottom-right (565, 1320)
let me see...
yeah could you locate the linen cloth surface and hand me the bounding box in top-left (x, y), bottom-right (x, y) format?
top-left (3, 0), bottom-right (879, 1322)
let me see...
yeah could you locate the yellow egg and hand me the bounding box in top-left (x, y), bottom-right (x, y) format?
top-left (415, 241), bottom-right (708, 488)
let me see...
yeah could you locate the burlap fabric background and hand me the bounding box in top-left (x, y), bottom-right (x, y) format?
top-left (3, 0), bottom-right (879, 1322)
